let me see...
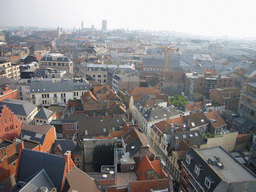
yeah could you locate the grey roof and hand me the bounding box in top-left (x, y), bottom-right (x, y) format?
top-left (17, 149), bottom-right (65, 192)
top-left (30, 78), bottom-right (89, 93)
top-left (163, 87), bottom-right (183, 97)
top-left (47, 106), bottom-right (65, 116)
top-left (63, 114), bottom-right (127, 138)
top-left (143, 56), bottom-right (180, 67)
top-left (35, 107), bottom-right (54, 119)
top-left (19, 130), bottom-right (46, 145)
top-left (167, 130), bottom-right (206, 152)
top-left (0, 99), bottom-right (37, 116)
top-left (127, 137), bottom-right (142, 157)
top-left (247, 82), bottom-right (256, 88)
top-left (40, 55), bottom-right (71, 62)
top-left (51, 139), bottom-right (79, 154)
top-left (141, 106), bottom-right (179, 122)
top-left (0, 77), bottom-right (18, 90)
top-left (181, 54), bottom-right (196, 65)
top-left (198, 146), bottom-right (256, 182)
top-left (19, 169), bottom-right (55, 192)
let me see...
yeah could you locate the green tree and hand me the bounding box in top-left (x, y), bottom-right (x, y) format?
top-left (91, 143), bottom-right (114, 172)
top-left (170, 95), bottom-right (188, 107)
top-left (86, 75), bottom-right (93, 81)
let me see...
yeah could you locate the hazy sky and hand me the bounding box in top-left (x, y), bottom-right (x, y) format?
top-left (0, 0), bottom-right (255, 38)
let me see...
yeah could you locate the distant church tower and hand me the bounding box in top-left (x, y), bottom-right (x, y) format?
top-left (81, 21), bottom-right (84, 30)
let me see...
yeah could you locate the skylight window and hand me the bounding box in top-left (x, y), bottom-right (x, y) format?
top-left (191, 122), bottom-right (195, 127)
top-left (35, 133), bottom-right (43, 139)
top-left (23, 135), bottom-right (31, 140)
top-left (201, 119), bottom-right (205, 123)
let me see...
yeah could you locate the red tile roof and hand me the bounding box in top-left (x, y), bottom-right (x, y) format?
top-left (203, 69), bottom-right (217, 75)
top-left (129, 179), bottom-right (170, 192)
top-left (135, 156), bottom-right (162, 180)
top-left (205, 110), bottom-right (227, 129)
top-left (128, 87), bottom-right (160, 96)
top-left (186, 102), bottom-right (204, 112)
top-left (97, 93), bottom-right (107, 101)
top-left (81, 91), bottom-right (98, 103)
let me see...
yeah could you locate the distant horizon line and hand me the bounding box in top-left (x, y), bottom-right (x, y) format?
top-left (1, 25), bottom-right (256, 42)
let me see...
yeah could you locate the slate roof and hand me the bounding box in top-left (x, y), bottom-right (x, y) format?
top-left (141, 106), bottom-right (179, 122)
top-left (181, 54), bottom-right (196, 65)
top-left (40, 54), bottom-right (71, 62)
top-left (143, 56), bottom-right (180, 67)
top-left (18, 169), bottom-right (55, 192)
top-left (0, 77), bottom-right (17, 90)
top-left (183, 146), bottom-right (256, 191)
top-left (51, 139), bottom-right (79, 155)
top-left (167, 130), bottom-right (206, 152)
top-left (63, 114), bottom-right (127, 138)
top-left (182, 147), bottom-right (222, 191)
top-left (0, 99), bottom-right (37, 116)
top-left (19, 125), bottom-right (53, 145)
top-left (123, 128), bottom-right (154, 158)
top-left (30, 78), bottom-right (89, 93)
top-left (17, 149), bottom-right (66, 192)
top-left (34, 107), bottom-right (54, 119)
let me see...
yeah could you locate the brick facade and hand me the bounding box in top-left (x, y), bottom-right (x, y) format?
top-left (0, 105), bottom-right (22, 141)
top-left (0, 88), bottom-right (18, 102)
top-left (210, 88), bottom-right (240, 111)
top-left (0, 141), bottom-right (21, 191)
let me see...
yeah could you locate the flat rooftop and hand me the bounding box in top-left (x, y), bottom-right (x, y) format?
top-left (198, 146), bottom-right (256, 182)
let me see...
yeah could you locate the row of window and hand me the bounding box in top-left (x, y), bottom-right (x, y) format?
top-left (5, 125), bottom-right (16, 132)
top-left (65, 124), bottom-right (78, 130)
top-left (41, 62), bottom-right (71, 67)
top-left (4, 118), bottom-right (11, 124)
top-left (240, 104), bottom-right (255, 117)
top-left (184, 157), bottom-right (213, 189)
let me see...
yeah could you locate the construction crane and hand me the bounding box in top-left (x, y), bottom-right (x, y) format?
top-left (154, 46), bottom-right (179, 72)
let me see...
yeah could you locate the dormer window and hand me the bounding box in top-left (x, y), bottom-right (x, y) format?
top-left (205, 177), bottom-right (214, 189)
top-left (194, 164), bottom-right (202, 176)
top-left (186, 154), bottom-right (193, 164)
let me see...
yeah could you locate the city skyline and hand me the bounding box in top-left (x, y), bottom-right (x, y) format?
top-left (0, 0), bottom-right (255, 39)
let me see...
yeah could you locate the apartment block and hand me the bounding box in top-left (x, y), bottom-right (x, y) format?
top-left (30, 77), bottom-right (89, 106)
top-left (185, 72), bottom-right (235, 99)
top-left (39, 53), bottom-right (73, 73)
top-left (210, 87), bottom-right (241, 111)
top-left (180, 146), bottom-right (256, 192)
top-left (0, 60), bottom-right (20, 80)
top-left (237, 82), bottom-right (256, 124)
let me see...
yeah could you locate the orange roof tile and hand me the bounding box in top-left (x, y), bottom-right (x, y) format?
top-left (128, 87), bottom-right (160, 96)
top-left (129, 179), bottom-right (170, 192)
top-left (81, 91), bottom-right (98, 103)
top-left (166, 116), bottom-right (186, 127)
top-left (186, 102), bottom-right (204, 112)
top-left (97, 93), bottom-right (107, 101)
top-left (135, 156), bottom-right (161, 180)
top-left (151, 160), bottom-right (162, 178)
top-left (205, 110), bottom-right (227, 129)
top-left (203, 69), bottom-right (217, 75)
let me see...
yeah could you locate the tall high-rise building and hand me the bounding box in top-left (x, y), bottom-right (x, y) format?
top-left (81, 21), bottom-right (83, 30)
top-left (102, 20), bottom-right (107, 31)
